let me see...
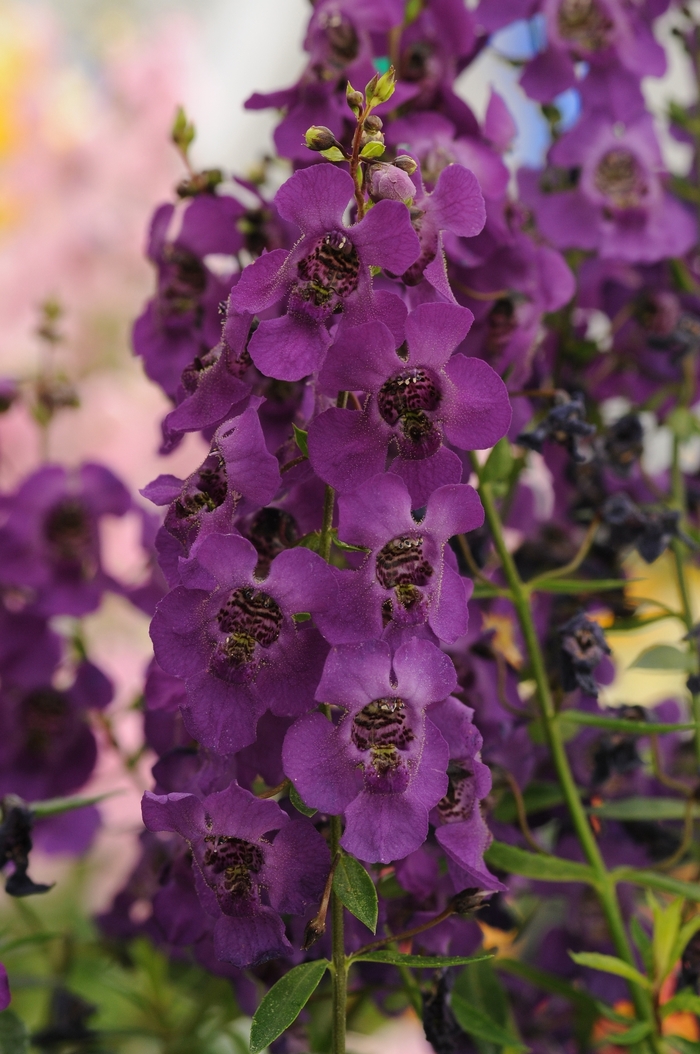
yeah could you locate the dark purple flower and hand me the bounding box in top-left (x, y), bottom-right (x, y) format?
top-left (559, 612), bottom-right (611, 697)
top-left (602, 492), bottom-right (681, 562)
top-left (229, 164), bottom-right (420, 381)
top-left (142, 782), bottom-right (330, 968)
top-left (517, 392), bottom-right (595, 463)
top-left (150, 534), bottom-right (336, 752)
top-left (0, 463), bottom-right (132, 617)
top-left (133, 193), bottom-right (246, 400)
top-left (317, 473), bottom-right (483, 644)
top-left (0, 606), bottom-right (61, 689)
top-left (0, 799), bottom-right (53, 897)
top-left (282, 638), bottom-right (455, 863)
top-left (308, 302), bottom-right (511, 506)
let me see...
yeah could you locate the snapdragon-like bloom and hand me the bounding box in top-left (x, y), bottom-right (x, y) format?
top-left (150, 534), bottom-right (336, 752)
top-left (308, 302), bottom-right (511, 505)
top-left (318, 473), bottom-right (483, 644)
top-left (142, 782), bottom-right (330, 968)
top-left (0, 463), bottom-right (132, 617)
top-left (283, 638), bottom-right (455, 863)
top-left (229, 164), bottom-right (420, 380)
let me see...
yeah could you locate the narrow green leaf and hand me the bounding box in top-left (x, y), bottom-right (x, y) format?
top-left (529, 578), bottom-right (631, 594)
top-left (630, 917), bottom-right (654, 977)
top-left (333, 854), bottom-right (378, 934)
top-left (485, 842), bottom-right (596, 884)
top-left (629, 645), bottom-right (694, 671)
top-left (292, 424), bottom-right (309, 458)
top-left (288, 784), bottom-right (316, 817)
top-left (492, 782), bottom-right (565, 823)
top-left (568, 951), bottom-right (650, 989)
top-left (650, 893), bottom-right (683, 984)
top-left (666, 1037), bottom-right (700, 1054)
top-left (481, 438), bottom-right (514, 484)
top-left (29, 791), bottom-right (119, 818)
top-left (590, 797), bottom-right (697, 822)
top-left (559, 711), bottom-right (694, 735)
top-left (351, 951), bottom-right (493, 968)
top-left (661, 990), bottom-right (700, 1018)
top-left (249, 960), bottom-right (329, 1054)
top-left (471, 583), bottom-right (509, 599)
top-left (0, 1010), bottom-right (28, 1054)
top-left (613, 868), bottom-right (700, 902)
top-left (598, 1020), bottom-right (652, 1046)
top-left (670, 914), bottom-right (700, 977)
top-left (495, 959), bottom-right (598, 1010)
top-left (451, 992), bottom-right (528, 1050)
top-left (332, 534), bottom-right (369, 553)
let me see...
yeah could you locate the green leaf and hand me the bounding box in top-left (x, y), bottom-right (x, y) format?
top-left (249, 960), bottom-right (329, 1054)
top-left (492, 782), bottom-right (565, 823)
top-left (451, 993), bottom-right (528, 1050)
top-left (0, 1011), bottom-right (28, 1054)
top-left (292, 612), bottom-right (311, 623)
top-left (481, 438), bottom-right (514, 484)
top-left (649, 892), bottom-right (684, 983)
top-left (485, 842), bottom-right (596, 884)
top-left (471, 584), bottom-right (509, 600)
top-left (558, 711), bottom-right (694, 735)
top-left (360, 141), bottom-right (385, 159)
top-left (666, 407), bottom-right (700, 441)
top-left (332, 534), bottom-right (369, 553)
top-left (661, 990), bottom-right (700, 1018)
top-left (288, 784), bottom-right (316, 817)
top-left (612, 868), bottom-right (700, 902)
top-left (589, 798), bottom-right (698, 822)
top-left (630, 917), bottom-right (654, 977)
top-left (666, 1038), bottom-right (700, 1054)
top-left (333, 854), bottom-right (378, 934)
top-left (319, 146), bottom-right (346, 161)
top-left (351, 951), bottom-right (494, 968)
top-left (629, 645), bottom-right (694, 671)
top-left (292, 424), bottom-right (308, 458)
top-left (295, 530), bottom-right (321, 552)
top-left (670, 914), bottom-right (700, 977)
top-left (598, 1020), bottom-right (652, 1046)
top-left (29, 791), bottom-right (119, 817)
top-left (495, 959), bottom-right (598, 1011)
top-left (529, 578), bottom-right (631, 594)
top-left (567, 952), bottom-right (650, 989)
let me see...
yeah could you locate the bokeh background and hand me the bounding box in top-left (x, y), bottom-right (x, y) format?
top-left (0, 2), bottom-right (697, 1050)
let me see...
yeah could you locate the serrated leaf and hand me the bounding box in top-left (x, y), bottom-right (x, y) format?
top-left (351, 951), bottom-right (493, 968)
top-left (481, 438), bottom-right (514, 484)
top-left (589, 798), bottom-right (698, 822)
top-left (629, 645), bottom-right (694, 671)
top-left (333, 854), bottom-right (378, 933)
top-left (292, 424), bottom-right (309, 458)
top-left (360, 141), bottom-right (385, 159)
top-left (558, 710), bottom-right (694, 735)
top-left (249, 960), bottom-right (329, 1054)
top-left (568, 951), bottom-right (650, 989)
top-left (485, 842), bottom-right (596, 884)
top-left (0, 1010), bottom-right (28, 1054)
top-left (661, 990), bottom-right (700, 1018)
top-left (451, 993), bottom-right (528, 1049)
top-left (288, 784), bottom-right (316, 817)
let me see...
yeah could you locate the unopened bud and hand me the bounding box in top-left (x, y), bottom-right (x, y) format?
top-left (369, 67), bottom-right (396, 107)
top-left (346, 82), bottom-right (363, 116)
top-left (451, 888), bottom-right (487, 915)
top-left (176, 168), bottom-right (223, 197)
top-left (171, 105), bottom-right (195, 156)
top-left (368, 162), bottom-right (415, 202)
top-left (302, 916), bottom-right (327, 951)
top-left (305, 125), bottom-right (339, 152)
top-left (393, 154), bottom-right (418, 175)
top-left (364, 114), bottom-right (383, 133)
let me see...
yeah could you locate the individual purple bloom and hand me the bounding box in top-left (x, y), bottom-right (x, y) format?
top-left (602, 492), bottom-right (681, 563)
top-left (150, 534), bottom-right (336, 752)
top-left (229, 164), bottom-right (420, 381)
top-left (283, 638), bottom-right (455, 863)
top-left (133, 193), bottom-right (245, 400)
top-left (0, 963), bottom-right (9, 1011)
top-left (308, 302), bottom-right (511, 506)
top-left (142, 782), bottom-right (330, 968)
top-left (0, 464), bottom-right (132, 617)
top-left (143, 402), bottom-right (281, 565)
top-left (520, 113), bottom-right (696, 263)
top-left (559, 613), bottom-right (612, 697)
top-left (0, 606), bottom-right (61, 689)
top-left (317, 473), bottom-right (482, 644)
top-left (428, 695), bottom-right (504, 891)
top-left (518, 392), bottom-right (595, 463)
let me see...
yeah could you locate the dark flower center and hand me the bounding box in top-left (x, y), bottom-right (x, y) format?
top-left (202, 834), bottom-right (264, 901)
top-left (594, 149), bottom-right (648, 210)
top-left (43, 499), bottom-right (95, 570)
top-left (181, 345), bottom-right (221, 395)
top-left (378, 369), bottom-right (441, 425)
top-left (246, 508), bottom-right (299, 576)
top-left (161, 245), bottom-right (208, 313)
top-left (438, 761), bottom-right (476, 823)
top-left (351, 697), bottom-right (414, 776)
top-left (22, 688), bottom-right (69, 754)
top-left (320, 11), bottom-right (359, 61)
top-left (375, 535), bottom-right (433, 590)
top-left (557, 0), bottom-right (614, 52)
top-left (215, 587), bottom-right (283, 669)
top-left (175, 454), bottom-right (228, 519)
top-left (296, 231), bottom-right (360, 309)
top-left (401, 40), bottom-right (432, 82)
top-left (487, 298), bottom-right (518, 351)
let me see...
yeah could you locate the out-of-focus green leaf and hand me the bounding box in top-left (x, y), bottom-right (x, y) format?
top-left (568, 952), bottom-right (650, 989)
top-left (0, 1011), bottom-right (28, 1054)
top-left (451, 993), bottom-right (528, 1050)
top-left (629, 645), bottom-right (694, 671)
top-left (485, 842), bottom-right (596, 884)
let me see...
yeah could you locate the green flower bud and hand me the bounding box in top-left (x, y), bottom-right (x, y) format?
top-left (346, 82), bottom-right (363, 116)
top-left (393, 154), bottom-right (418, 175)
top-left (305, 125), bottom-right (339, 152)
top-left (367, 66), bottom-right (395, 108)
top-left (171, 105), bottom-right (195, 155)
top-left (364, 114), bottom-right (383, 133)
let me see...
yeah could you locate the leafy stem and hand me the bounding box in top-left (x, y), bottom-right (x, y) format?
top-left (330, 816), bottom-right (347, 1054)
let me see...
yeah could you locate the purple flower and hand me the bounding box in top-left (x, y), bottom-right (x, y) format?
top-left (150, 534), bottom-right (336, 752)
top-left (133, 193), bottom-right (246, 400)
top-left (0, 463), bottom-right (132, 617)
top-left (308, 302), bottom-right (511, 506)
top-left (282, 638), bottom-right (455, 863)
top-left (521, 113), bottom-right (696, 263)
top-left (428, 695), bottom-right (504, 892)
top-left (317, 473), bottom-right (483, 644)
top-left (229, 164), bottom-right (420, 381)
top-left (142, 782), bottom-right (330, 968)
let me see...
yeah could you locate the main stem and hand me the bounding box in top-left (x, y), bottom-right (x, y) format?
top-left (472, 457), bottom-right (658, 1041)
top-left (330, 814), bottom-right (346, 1054)
top-left (670, 429), bottom-right (700, 768)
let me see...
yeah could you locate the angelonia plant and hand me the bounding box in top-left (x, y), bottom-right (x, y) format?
top-left (6, 2), bottom-right (700, 1053)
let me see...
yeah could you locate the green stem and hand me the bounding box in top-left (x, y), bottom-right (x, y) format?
top-left (670, 433), bottom-right (700, 769)
top-left (330, 815), bottom-right (346, 1054)
top-left (472, 455), bottom-right (659, 1045)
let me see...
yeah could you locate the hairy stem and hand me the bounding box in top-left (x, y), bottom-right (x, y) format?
top-left (330, 815), bottom-right (346, 1054)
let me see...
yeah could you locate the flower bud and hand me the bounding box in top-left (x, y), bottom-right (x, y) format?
top-left (393, 154), bottom-right (418, 175)
top-left (368, 162), bottom-right (415, 203)
top-left (346, 82), bottom-right (363, 116)
top-left (364, 115), bottom-right (383, 133)
top-left (305, 125), bottom-right (339, 152)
